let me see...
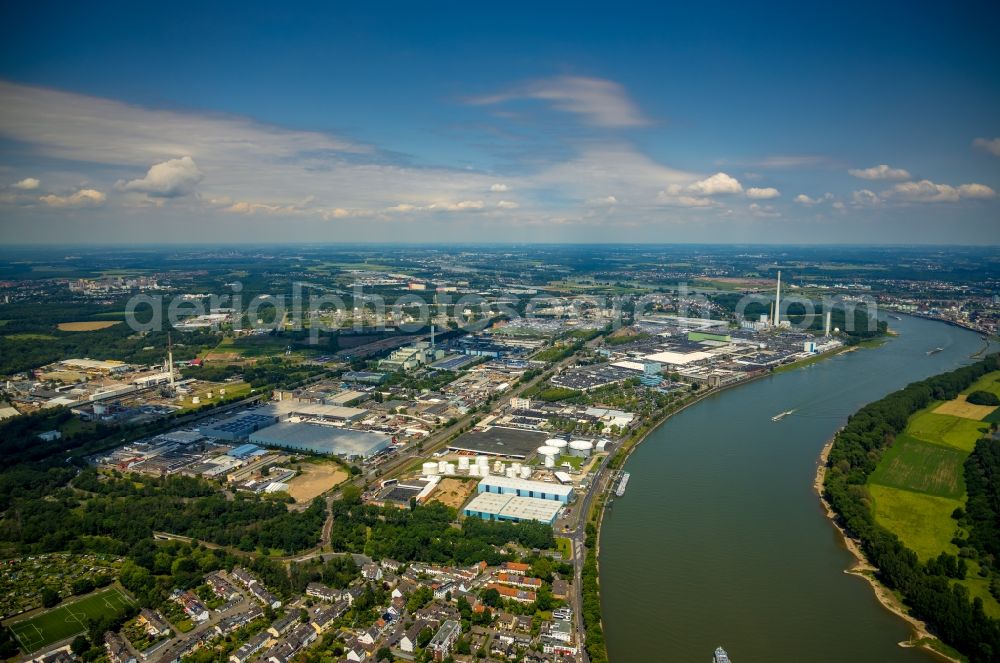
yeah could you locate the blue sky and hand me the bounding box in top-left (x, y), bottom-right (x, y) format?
top-left (0, 1), bottom-right (998, 244)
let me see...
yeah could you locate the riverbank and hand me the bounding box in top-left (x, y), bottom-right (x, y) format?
top-left (814, 439), bottom-right (963, 663)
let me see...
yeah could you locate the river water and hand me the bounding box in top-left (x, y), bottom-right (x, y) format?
top-left (600, 315), bottom-right (996, 662)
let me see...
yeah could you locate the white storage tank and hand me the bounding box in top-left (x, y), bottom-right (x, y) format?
top-left (505, 466), bottom-right (517, 478)
top-left (476, 455), bottom-right (489, 467)
top-left (458, 456), bottom-right (470, 470)
top-left (438, 460), bottom-right (449, 474)
top-left (544, 455), bottom-right (555, 468)
top-left (468, 464), bottom-right (480, 476)
top-left (511, 462), bottom-right (522, 474)
top-left (493, 461), bottom-right (504, 473)
top-left (569, 440), bottom-right (593, 457)
top-left (520, 466), bottom-right (532, 479)
top-left (423, 462), bottom-right (439, 476)
top-left (547, 438), bottom-right (568, 450)
top-left (444, 463), bottom-right (456, 475)
top-left (537, 445), bottom-right (559, 458)
top-left (481, 464), bottom-right (490, 476)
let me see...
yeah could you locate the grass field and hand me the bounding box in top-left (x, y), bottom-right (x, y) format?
top-left (9, 587), bottom-right (134, 653)
top-left (57, 321), bottom-right (121, 332)
top-left (933, 395), bottom-right (998, 421)
top-left (869, 435), bottom-right (966, 498)
top-left (963, 371), bottom-right (1000, 400)
top-left (868, 484), bottom-right (962, 560)
top-left (906, 410), bottom-right (989, 452)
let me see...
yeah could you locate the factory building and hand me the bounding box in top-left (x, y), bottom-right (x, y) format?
top-left (447, 426), bottom-right (547, 459)
top-left (476, 475), bottom-right (574, 503)
top-left (201, 412), bottom-right (279, 441)
top-left (463, 492), bottom-right (562, 526)
top-left (249, 422), bottom-right (390, 460)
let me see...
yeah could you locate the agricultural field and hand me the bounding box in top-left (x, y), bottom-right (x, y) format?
top-left (429, 477), bottom-right (478, 509)
top-left (8, 587), bottom-right (134, 654)
top-left (963, 371), bottom-right (1000, 400)
top-left (286, 460), bottom-right (348, 502)
top-left (906, 410), bottom-right (989, 452)
top-left (933, 395), bottom-right (997, 421)
top-left (56, 321), bottom-right (120, 332)
top-left (868, 435), bottom-right (966, 498)
top-left (868, 484), bottom-right (962, 560)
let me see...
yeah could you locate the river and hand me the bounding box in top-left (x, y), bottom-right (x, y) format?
top-left (599, 315), bottom-right (997, 662)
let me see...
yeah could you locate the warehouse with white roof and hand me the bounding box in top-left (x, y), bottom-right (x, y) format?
top-left (463, 492), bottom-right (563, 526)
top-left (476, 475), bottom-right (574, 503)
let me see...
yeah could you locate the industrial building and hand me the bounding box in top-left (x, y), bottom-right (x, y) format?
top-left (447, 426), bottom-right (547, 459)
top-left (248, 422), bottom-right (390, 459)
top-left (476, 475), bottom-right (574, 503)
top-left (463, 492), bottom-right (563, 525)
top-left (201, 412), bottom-right (278, 441)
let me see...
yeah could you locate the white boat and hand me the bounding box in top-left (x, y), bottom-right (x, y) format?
top-left (713, 646), bottom-right (731, 663)
top-left (772, 409), bottom-right (794, 422)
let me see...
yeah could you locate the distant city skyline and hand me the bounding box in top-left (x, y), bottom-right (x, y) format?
top-left (0, 1), bottom-right (998, 244)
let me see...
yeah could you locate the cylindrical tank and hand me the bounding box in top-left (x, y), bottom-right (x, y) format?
top-left (544, 455), bottom-right (555, 468)
top-left (481, 464), bottom-right (490, 476)
top-left (511, 462), bottom-right (522, 473)
top-left (537, 445), bottom-right (559, 457)
top-left (444, 463), bottom-right (456, 475)
top-left (423, 462), bottom-right (438, 475)
top-left (493, 461), bottom-right (503, 473)
top-left (505, 467), bottom-right (517, 478)
top-left (458, 456), bottom-right (470, 470)
top-left (438, 460), bottom-right (449, 473)
top-left (569, 440), bottom-right (593, 457)
top-left (547, 438), bottom-right (568, 450)
top-left (520, 466), bottom-right (532, 479)
top-left (468, 464), bottom-right (480, 476)
top-left (476, 455), bottom-right (489, 466)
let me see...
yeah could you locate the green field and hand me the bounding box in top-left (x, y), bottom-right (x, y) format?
top-left (8, 587), bottom-right (135, 653)
top-left (868, 484), bottom-right (962, 560)
top-left (964, 371), bottom-right (1000, 400)
top-left (868, 434), bottom-right (967, 498)
top-left (906, 410), bottom-right (989, 452)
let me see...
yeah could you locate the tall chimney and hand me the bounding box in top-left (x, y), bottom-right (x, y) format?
top-left (167, 332), bottom-right (175, 390)
top-left (825, 310), bottom-right (832, 336)
top-left (774, 270), bottom-right (782, 327)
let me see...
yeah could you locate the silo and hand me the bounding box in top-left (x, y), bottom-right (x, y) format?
top-left (445, 462), bottom-right (456, 475)
top-left (544, 455), bottom-right (555, 468)
top-left (569, 440), bottom-right (593, 457)
top-left (458, 456), bottom-right (470, 470)
top-left (468, 464), bottom-right (480, 476)
top-left (438, 460), bottom-right (449, 474)
top-left (480, 464), bottom-right (490, 476)
top-left (476, 455), bottom-right (489, 467)
top-left (423, 462), bottom-right (439, 476)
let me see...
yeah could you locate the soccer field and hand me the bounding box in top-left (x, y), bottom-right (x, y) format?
top-left (8, 587), bottom-right (135, 654)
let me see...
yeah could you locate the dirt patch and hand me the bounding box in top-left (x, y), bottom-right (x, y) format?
top-left (429, 477), bottom-right (478, 509)
top-left (933, 395), bottom-right (997, 421)
top-left (57, 321), bottom-right (120, 331)
top-left (204, 352), bottom-right (242, 362)
top-left (287, 462), bottom-right (348, 502)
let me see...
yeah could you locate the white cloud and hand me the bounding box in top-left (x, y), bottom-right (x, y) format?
top-left (587, 195), bottom-right (618, 206)
top-left (794, 192), bottom-right (833, 205)
top-left (39, 188), bottom-right (106, 207)
top-left (120, 156), bottom-right (203, 197)
top-left (12, 177), bottom-right (40, 190)
top-left (848, 164), bottom-right (911, 180)
top-left (973, 137), bottom-right (1000, 156)
top-left (881, 179), bottom-right (994, 203)
top-left (656, 193), bottom-right (717, 207)
top-left (496, 200), bottom-right (519, 209)
top-left (664, 172), bottom-right (742, 196)
top-left (958, 183), bottom-right (996, 199)
top-left (851, 189), bottom-right (880, 206)
top-left (490, 183), bottom-right (510, 192)
top-left (467, 76), bottom-right (650, 128)
top-left (746, 187), bottom-right (779, 199)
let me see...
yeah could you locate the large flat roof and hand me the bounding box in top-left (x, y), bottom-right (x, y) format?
top-left (448, 426), bottom-right (547, 459)
top-left (643, 350), bottom-right (714, 365)
top-left (479, 475), bottom-right (574, 497)
top-left (249, 422), bottom-right (389, 458)
top-left (464, 493), bottom-right (562, 524)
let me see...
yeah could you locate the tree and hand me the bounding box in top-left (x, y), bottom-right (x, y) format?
top-left (70, 636), bottom-right (90, 656)
top-left (41, 587), bottom-right (61, 608)
top-left (482, 588), bottom-right (501, 607)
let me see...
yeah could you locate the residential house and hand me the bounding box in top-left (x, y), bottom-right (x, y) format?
top-left (361, 562), bottom-right (383, 581)
top-left (428, 619), bottom-right (461, 662)
top-left (104, 632), bottom-right (136, 663)
top-left (138, 608), bottom-right (170, 637)
top-left (305, 582), bottom-right (341, 602)
top-left (230, 632), bottom-right (271, 663)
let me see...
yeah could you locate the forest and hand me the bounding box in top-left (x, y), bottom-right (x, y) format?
top-left (823, 354), bottom-right (1000, 662)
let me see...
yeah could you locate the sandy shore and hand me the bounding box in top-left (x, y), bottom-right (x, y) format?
top-left (815, 439), bottom-right (961, 663)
